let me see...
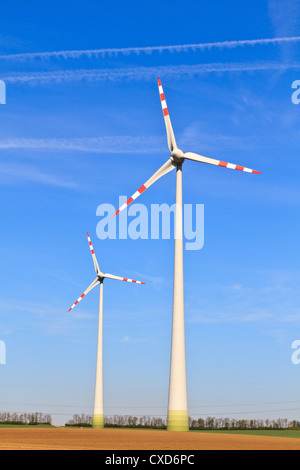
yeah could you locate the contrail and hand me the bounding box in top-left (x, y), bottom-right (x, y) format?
top-left (0, 36), bottom-right (300, 61)
top-left (2, 61), bottom-right (300, 84)
top-left (0, 136), bottom-right (164, 153)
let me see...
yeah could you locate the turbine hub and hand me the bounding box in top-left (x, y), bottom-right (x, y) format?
top-left (171, 148), bottom-right (185, 164)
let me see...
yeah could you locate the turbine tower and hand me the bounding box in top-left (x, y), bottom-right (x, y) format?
top-left (68, 233), bottom-right (145, 429)
top-left (114, 78), bottom-right (261, 432)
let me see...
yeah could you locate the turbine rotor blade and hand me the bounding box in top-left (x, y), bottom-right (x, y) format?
top-left (184, 152), bottom-right (261, 175)
top-left (114, 158), bottom-right (176, 216)
top-left (68, 278), bottom-right (100, 312)
top-left (158, 78), bottom-right (177, 152)
top-left (104, 273), bottom-right (146, 284)
top-left (87, 232), bottom-right (100, 275)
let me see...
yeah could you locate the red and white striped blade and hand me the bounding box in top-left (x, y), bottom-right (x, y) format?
top-left (158, 78), bottom-right (177, 153)
top-left (87, 232), bottom-right (100, 275)
top-left (104, 273), bottom-right (146, 284)
top-left (68, 278), bottom-right (99, 312)
top-left (184, 152), bottom-right (261, 175)
top-left (113, 158), bottom-right (176, 216)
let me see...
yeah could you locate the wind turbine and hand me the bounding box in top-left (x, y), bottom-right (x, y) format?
top-left (68, 233), bottom-right (146, 429)
top-left (114, 78), bottom-right (261, 432)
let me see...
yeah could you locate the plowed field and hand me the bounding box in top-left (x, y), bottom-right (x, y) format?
top-left (0, 428), bottom-right (300, 450)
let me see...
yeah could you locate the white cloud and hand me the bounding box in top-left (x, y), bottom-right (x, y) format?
top-left (267, 0), bottom-right (300, 63)
top-left (268, 0), bottom-right (300, 36)
top-left (188, 275), bottom-right (300, 325)
top-left (0, 162), bottom-right (77, 188)
top-left (0, 136), bottom-right (164, 153)
top-left (0, 298), bottom-right (95, 336)
top-left (3, 61), bottom-right (300, 85)
top-left (1, 36), bottom-right (300, 61)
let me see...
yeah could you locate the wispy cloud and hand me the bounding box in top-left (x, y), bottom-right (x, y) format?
top-left (0, 299), bottom-right (94, 336)
top-left (268, 1), bottom-right (300, 37)
top-left (267, 1), bottom-right (300, 64)
top-left (0, 115), bottom-right (298, 157)
top-left (3, 61), bottom-right (300, 85)
top-left (132, 272), bottom-right (165, 286)
top-left (188, 309), bottom-right (274, 324)
top-left (0, 163), bottom-right (77, 188)
top-left (1, 36), bottom-right (300, 61)
top-left (0, 136), bottom-right (164, 153)
top-left (188, 273), bottom-right (300, 325)
top-left (0, 127), bottom-right (273, 155)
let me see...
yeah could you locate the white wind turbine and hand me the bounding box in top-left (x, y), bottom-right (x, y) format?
top-left (68, 233), bottom-right (145, 429)
top-left (114, 78), bottom-right (261, 432)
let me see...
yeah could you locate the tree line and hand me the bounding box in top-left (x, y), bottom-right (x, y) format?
top-left (0, 412), bottom-right (52, 425)
top-left (65, 414), bottom-right (167, 428)
top-left (65, 414), bottom-right (300, 430)
top-left (1, 411), bottom-right (299, 429)
top-left (189, 417), bottom-right (300, 430)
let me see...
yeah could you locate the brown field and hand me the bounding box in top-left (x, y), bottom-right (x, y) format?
top-left (0, 428), bottom-right (300, 450)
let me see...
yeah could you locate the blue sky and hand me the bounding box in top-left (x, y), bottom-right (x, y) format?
top-left (1, 0), bottom-right (300, 425)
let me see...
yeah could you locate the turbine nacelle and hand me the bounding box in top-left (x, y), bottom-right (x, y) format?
top-left (171, 148), bottom-right (185, 164)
